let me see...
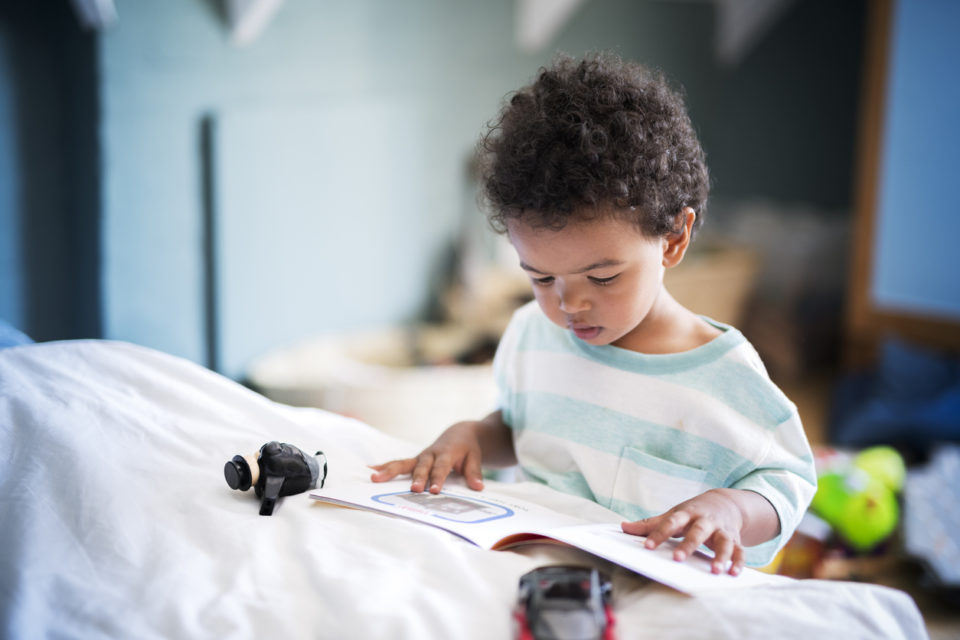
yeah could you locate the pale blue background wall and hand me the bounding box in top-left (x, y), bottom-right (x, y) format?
top-left (96, 0), bottom-right (720, 376)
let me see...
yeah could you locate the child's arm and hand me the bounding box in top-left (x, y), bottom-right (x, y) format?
top-left (369, 410), bottom-right (516, 493)
top-left (620, 488), bottom-right (780, 576)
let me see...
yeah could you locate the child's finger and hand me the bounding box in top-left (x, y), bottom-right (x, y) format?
top-left (672, 517), bottom-right (713, 562)
top-left (462, 451), bottom-right (484, 490)
top-left (729, 545), bottom-right (745, 576)
top-left (410, 453), bottom-right (436, 493)
top-left (427, 453), bottom-right (456, 493)
top-left (620, 519), bottom-right (654, 536)
top-left (369, 459), bottom-right (415, 482)
top-left (642, 511), bottom-right (691, 550)
top-left (710, 532), bottom-right (735, 574)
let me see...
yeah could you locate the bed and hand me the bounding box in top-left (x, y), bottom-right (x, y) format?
top-left (0, 340), bottom-right (929, 639)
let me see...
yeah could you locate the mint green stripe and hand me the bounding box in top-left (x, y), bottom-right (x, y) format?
top-left (605, 497), bottom-right (658, 521)
top-left (512, 393), bottom-right (751, 487)
top-left (515, 308), bottom-right (795, 428)
top-left (519, 465), bottom-right (599, 504)
top-left (660, 360), bottom-right (795, 429)
top-left (618, 446), bottom-right (713, 485)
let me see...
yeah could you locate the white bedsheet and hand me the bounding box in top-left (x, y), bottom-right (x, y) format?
top-left (0, 340), bottom-right (928, 639)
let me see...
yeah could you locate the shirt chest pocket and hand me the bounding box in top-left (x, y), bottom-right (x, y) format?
top-left (612, 446), bottom-right (713, 516)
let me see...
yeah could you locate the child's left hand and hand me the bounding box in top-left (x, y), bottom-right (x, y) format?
top-left (620, 488), bottom-right (749, 576)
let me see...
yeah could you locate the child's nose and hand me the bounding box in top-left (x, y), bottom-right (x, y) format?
top-left (558, 283), bottom-right (590, 314)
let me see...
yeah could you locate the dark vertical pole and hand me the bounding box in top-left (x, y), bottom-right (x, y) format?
top-left (65, 12), bottom-right (102, 339)
top-left (1, 2), bottom-right (102, 341)
top-left (200, 114), bottom-right (220, 372)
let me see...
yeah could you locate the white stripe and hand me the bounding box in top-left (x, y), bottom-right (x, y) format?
top-left (513, 350), bottom-right (771, 463)
top-left (721, 340), bottom-right (769, 376)
top-left (770, 415), bottom-right (814, 462)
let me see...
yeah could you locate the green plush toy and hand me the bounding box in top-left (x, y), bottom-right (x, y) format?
top-left (810, 446), bottom-right (905, 553)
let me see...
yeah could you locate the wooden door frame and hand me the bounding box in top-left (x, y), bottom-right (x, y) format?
top-left (845, 0), bottom-right (960, 368)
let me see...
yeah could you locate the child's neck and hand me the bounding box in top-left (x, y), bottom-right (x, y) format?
top-left (613, 289), bottom-right (722, 355)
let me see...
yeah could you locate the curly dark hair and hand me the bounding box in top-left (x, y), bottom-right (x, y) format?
top-left (479, 52), bottom-right (709, 237)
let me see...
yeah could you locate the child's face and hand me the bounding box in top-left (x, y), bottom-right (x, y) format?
top-left (507, 214), bottom-right (670, 351)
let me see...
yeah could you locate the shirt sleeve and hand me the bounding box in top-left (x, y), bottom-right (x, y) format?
top-left (732, 410), bottom-right (818, 567)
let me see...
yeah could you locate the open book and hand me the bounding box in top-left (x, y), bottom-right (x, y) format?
top-left (310, 480), bottom-right (788, 594)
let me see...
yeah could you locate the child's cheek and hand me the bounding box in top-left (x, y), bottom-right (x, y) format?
top-left (532, 290), bottom-right (565, 326)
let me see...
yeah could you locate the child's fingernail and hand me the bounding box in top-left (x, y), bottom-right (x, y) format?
top-left (674, 550), bottom-right (686, 562)
top-left (645, 539), bottom-right (656, 549)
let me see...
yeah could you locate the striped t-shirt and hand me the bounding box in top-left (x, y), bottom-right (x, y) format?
top-left (493, 301), bottom-right (817, 566)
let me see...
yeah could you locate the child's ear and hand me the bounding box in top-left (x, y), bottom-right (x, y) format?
top-left (662, 207), bottom-right (696, 268)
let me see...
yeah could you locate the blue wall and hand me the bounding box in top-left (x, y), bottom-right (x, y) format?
top-left (871, 0), bottom-right (960, 320)
top-left (0, 26), bottom-right (20, 329)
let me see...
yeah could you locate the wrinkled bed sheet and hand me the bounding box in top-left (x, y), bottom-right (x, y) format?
top-left (0, 341), bottom-right (928, 639)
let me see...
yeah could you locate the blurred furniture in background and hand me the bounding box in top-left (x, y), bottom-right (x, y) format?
top-left (248, 324), bottom-right (498, 448)
top-left (692, 199), bottom-right (850, 384)
top-left (664, 242), bottom-right (760, 328)
top-left (248, 265), bottom-right (531, 447)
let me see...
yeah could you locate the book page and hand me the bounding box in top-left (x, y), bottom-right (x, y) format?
top-left (515, 523), bottom-right (788, 594)
top-left (311, 481), bottom-right (790, 594)
top-left (311, 479), bottom-right (586, 549)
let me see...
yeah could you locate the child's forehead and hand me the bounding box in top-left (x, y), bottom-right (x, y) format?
top-left (505, 211), bottom-right (650, 241)
top-left (506, 215), bottom-right (660, 265)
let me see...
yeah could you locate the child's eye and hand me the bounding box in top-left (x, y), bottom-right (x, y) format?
top-left (532, 276), bottom-right (555, 286)
top-left (588, 274), bottom-right (619, 286)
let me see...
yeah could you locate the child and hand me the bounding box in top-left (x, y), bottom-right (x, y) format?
top-left (371, 52), bottom-right (816, 575)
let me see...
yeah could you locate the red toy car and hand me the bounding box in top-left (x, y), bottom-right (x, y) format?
top-left (514, 566), bottom-right (615, 640)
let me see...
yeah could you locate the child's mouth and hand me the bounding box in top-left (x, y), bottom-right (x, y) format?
top-left (571, 325), bottom-right (602, 340)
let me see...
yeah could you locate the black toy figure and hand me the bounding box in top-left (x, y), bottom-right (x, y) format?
top-left (224, 442), bottom-right (327, 515)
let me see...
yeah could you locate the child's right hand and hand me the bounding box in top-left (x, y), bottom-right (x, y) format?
top-left (369, 421), bottom-right (487, 494)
